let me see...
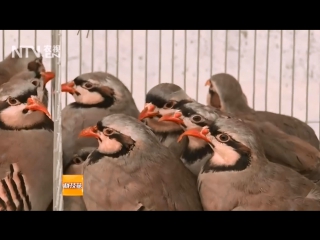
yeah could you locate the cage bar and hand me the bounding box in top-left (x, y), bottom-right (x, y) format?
top-left (51, 30), bottom-right (63, 211)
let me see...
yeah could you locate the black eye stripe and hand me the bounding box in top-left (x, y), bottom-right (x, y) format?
top-left (96, 121), bottom-right (103, 131)
top-left (145, 95), bottom-right (192, 109)
top-left (0, 89), bottom-right (38, 112)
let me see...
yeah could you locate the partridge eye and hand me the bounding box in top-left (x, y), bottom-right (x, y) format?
top-left (7, 97), bottom-right (20, 106)
top-left (72, 157), bottom-right (83, 164)
top-left (31, 80), bottom-right (39, 87)
top-left (191, 115), bottom-right (203, 123)
top-left (217, 133), bottom-right (230, 143)
top-left (103, 128), bottom-right (114, 136)
top-left (163, 101), bottom-right (175, 109)
top-left (83, 82), bottom-right (93, 89)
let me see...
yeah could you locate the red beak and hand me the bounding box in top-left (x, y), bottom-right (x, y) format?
top-left (177, 127), bottom-right (211, 143)
top-left (79, 126), bottom-right (100, 140)
top-left (25, 97), bottom-right (51, 119)
top-left (205, 79), bottom-right (212, 87)
top-left (40, 71), bottom-right (55, 87)
top-left (138, 103), bottom-right (160, 120)
top-left (61, 81), bottom-right (79, 95)
top-left (158, 111), bottom-right (184, 125)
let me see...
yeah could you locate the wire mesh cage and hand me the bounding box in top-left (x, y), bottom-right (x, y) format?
top-left (1, 30), bottom-right (319, 210)
top-left (59, 30), bottom-right (320, 136)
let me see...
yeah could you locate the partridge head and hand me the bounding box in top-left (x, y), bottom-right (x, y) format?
top-left (61, 71), bottom-right (138, 115)
top-left (205, 73), bottom-right (249, 113)
top-left (139, 83), bottom-right (193, 158)
top-left (78, 114), bottom-right (202, 210)
top-left (180, 119), bottom-right (320, 210)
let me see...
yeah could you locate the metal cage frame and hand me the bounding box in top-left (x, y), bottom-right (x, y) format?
top-left (1, 30), bottom-right (319, 210)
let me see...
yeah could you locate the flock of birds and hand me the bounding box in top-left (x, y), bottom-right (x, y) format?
top-left (0, 47), bottom-right (320, 211)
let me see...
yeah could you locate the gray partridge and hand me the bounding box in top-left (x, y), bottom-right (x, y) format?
top-left (0, 82), bottom-right (53, 210)
top-left (139, 83), bottom-right (193, 159)
top-left (60, 72), bottom-right (139, 170)
top-left (79, 114), bottom-right (203, 211)
top-left (205, 73), bottom-right (319, 149)
top-left (179, 120), bottom-right (320, 210)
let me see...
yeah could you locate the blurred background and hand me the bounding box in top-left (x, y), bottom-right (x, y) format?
top-left (1, 30), bottom-right (319, 137)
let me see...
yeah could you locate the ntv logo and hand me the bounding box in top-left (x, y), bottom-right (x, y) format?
top-left (11, 45), bottom-right (61, 58)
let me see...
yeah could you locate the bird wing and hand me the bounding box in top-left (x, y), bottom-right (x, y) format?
top-left (0, 129), bottom-right (53, 211)
top-left (247, 120), bottom-right (320, 181)
top-left (254, 111), bottom-right (319, 149)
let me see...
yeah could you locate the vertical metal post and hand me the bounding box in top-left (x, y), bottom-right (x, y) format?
top-left (51, 30), bottom-right (63, 211)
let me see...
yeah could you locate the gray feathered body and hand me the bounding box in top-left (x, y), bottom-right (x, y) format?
top-left (246, 120), bottom-right (320, 182)
top-left (247, 111), bottom-right (319, 149)
top-left (199, 159), bottom-right (320, 210)
top-left (83, 144), bottom-right (202, 211)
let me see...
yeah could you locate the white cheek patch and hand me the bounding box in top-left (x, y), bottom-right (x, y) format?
top-left (98, 134), bottom-right (123, 154)
top-left (73, 86), bottom-right (104, 105)
top-left (209, 138), bottom-right (240, 166)
top-left (188, 136), bottom-right (207, 149)
top-left (0, 104), bottom-right (29, 127)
